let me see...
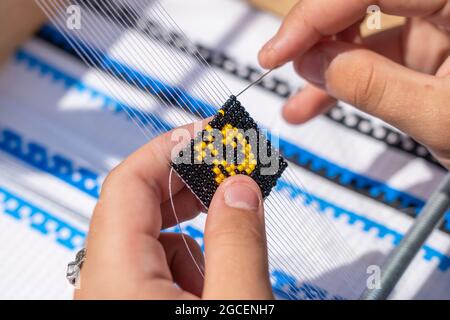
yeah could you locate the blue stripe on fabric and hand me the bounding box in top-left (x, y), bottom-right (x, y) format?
top-left (275, 179), bottom-right (450, 272)
top-left (0, 186), bottom-right (86, 250)
top-left (38, 25), bottom-right (217, 118)
top-left (0, 127), bottom-right (101, 198)
top-left (271, 270), bottom-right (344, 300)
top-left (15, 49), bottom-right (174, 134)
top-left (276, 136), bottom-right (434, 211)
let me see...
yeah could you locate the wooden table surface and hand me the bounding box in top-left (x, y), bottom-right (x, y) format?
top-left (0, 0), bottom-right (46, 64)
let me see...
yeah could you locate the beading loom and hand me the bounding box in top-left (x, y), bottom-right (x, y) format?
top-left (33, 0), bottom-right (368, 300)
top-left (2, 0), bottom-right (450, 299)
top-left (27, 0), bottom-right (450, 300)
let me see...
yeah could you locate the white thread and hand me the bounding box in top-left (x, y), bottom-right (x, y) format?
top-left (168, 167), bottom-right (205, 279)
top-left (33, 0), bottom-right (368, 298)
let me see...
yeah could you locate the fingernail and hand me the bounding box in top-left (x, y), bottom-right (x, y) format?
top-left (224, 183), bottom-right (261, 211)
top-left (297, 47), bottom-right (328, 87)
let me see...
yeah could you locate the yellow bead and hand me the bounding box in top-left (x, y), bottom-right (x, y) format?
top-left (229, 164), bottom-right (235, 170)
top-left (249, 164), bottom-right (256, 170)
top-left (218, 109), bottom-right (225, 116)
top-left (237, 165), bottom-right (244, 171)
top-left (215, 177), bottom-right (223, 184)
top-left (230, 171), bottom-right (236, 176)
top-left (250, 159), bottom-right (257, 165)
top-left (231, 142), bottom-right (237, 148)
top-left (213, 167), bottom-right (221, 174)
top-left (225, 166), bottom-right (233, 173)
top-left (213, 159), bottom-right (220, 165)
top-left (211, 149), bottom-right (219, 156)
top-left (219, 173), bottom-right (225, 180)
top-left (245, 168), bottom-right (253, 175)
top-left (196, 155), bottom-right (203, 162)
top-left (205, 125), bottom-right (212, 132)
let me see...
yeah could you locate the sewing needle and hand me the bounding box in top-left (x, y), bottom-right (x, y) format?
top-left (235, 69), bottom-right (274, 98)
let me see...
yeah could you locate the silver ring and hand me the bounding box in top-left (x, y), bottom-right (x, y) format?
top-left (66, 248), bottom-right (86, 286)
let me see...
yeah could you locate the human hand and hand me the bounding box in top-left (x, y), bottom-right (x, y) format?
top-left (259, 0), bottom-right (450, 169)
top-left (74, 122), bottom-right (273, 299)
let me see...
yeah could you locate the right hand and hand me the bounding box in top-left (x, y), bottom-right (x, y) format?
top-left (259, 0), bottom-right (450, 169)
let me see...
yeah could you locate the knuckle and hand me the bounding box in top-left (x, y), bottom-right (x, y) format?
top-left (351, 56), bottom-right (386, 114)
top-left (327, 50), bottom-right (388, 116)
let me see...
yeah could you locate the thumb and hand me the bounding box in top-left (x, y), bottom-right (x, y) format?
top-left (202, 175), bottom-right (273, 299)
top-left (293, 41), bottom-right (450, 151)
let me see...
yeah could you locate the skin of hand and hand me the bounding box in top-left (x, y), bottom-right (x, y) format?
top-left (258, 0), bottom-right (450, 170)
top-left (74, 121), bottom-right (273, 299)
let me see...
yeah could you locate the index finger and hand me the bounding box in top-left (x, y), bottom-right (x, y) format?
top-left (258, 0), bottom-right (448, 69)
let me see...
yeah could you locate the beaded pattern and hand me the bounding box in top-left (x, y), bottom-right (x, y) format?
top-left (172, 96), bottom-right (288, 208)
top-left (194, 123), bottom-right (258, 184)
